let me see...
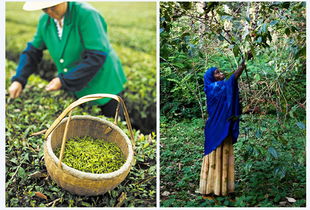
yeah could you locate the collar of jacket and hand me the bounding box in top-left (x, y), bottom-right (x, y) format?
top-left (43, 2), bottom-right (74, 59)
top-left (44, 2), bottom-right (73, 28)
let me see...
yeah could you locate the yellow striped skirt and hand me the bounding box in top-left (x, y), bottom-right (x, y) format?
top-left (199, 135), bottom-right (234, 196)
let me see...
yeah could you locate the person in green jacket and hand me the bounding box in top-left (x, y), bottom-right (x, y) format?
top-left (8, 1), bottom-right (126, 116)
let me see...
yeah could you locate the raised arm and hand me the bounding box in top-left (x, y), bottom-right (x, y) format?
top-left (233, 52), bottom-right (253, 80)
top-left (234, 59), bottom-right (246, 79)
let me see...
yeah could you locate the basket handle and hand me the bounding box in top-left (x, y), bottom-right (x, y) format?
top-left (44, 94), bottom-right (135, 168)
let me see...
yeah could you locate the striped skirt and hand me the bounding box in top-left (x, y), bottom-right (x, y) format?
top-left (199, 135), bottom-right (234, 196)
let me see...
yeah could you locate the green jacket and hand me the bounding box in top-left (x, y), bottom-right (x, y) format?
top-left (31, 2), bottom-right (126, 105)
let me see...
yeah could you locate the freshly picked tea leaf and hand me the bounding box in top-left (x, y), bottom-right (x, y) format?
top-left (55, 136), bottom-right (125, 174)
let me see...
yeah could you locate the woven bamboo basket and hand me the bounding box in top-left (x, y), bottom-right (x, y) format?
top-left (43, 94), bottom-right (135, 196)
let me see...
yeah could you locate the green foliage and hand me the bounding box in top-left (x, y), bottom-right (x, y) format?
top-left (160, 115), bottom-right (305, 207)
top-left (6, 71), bottom-right (156, 207)
top-left (6, 2), bottom-right (156, 133)
top-left (54, 136), bottom-right (125, 174)
top-left (160, 2), bottom-right (306, 121)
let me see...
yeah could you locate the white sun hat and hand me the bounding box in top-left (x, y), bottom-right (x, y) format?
top-left (23, 1), bottom-right (65, 11)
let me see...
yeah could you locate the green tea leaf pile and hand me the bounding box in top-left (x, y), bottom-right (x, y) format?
top-left (55, 136), bottom-right (125, 174)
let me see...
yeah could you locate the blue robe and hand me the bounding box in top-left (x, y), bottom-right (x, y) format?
top-left (203, 67), bottom-right (240, 155)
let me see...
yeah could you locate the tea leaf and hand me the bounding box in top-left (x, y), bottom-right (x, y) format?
top-left (55, 136), bottom-right (126, 174)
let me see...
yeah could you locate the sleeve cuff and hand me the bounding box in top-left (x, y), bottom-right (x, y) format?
top-left (11, 77), bottom-right (27, 88)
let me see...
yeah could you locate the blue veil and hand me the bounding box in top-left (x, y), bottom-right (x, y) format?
top-left (203, 67), bottom-right (240, 155)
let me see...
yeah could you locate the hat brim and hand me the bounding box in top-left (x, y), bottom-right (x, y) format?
top-left (23, 1), bottom-right (65, 11)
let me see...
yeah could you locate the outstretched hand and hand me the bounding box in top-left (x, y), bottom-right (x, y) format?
top-left (235, 52), bottom-right (252, 79)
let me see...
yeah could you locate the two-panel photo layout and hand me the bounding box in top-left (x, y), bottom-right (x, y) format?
top-left (4, 1), bottom-right (306, 208)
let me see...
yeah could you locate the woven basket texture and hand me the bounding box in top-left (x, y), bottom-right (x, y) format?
top-left (44, 115), bottom-right (133, 196)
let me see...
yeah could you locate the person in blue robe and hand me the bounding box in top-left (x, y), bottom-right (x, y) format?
top-left (199, 53), bottom-right (253, 196)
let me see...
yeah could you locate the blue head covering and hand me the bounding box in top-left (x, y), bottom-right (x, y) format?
top-left (204, 67), bottom-right (217, 84)
top-left (203, 67), bottom-right (240, 155)
top-left (204, 67), bottom-right (217, 92)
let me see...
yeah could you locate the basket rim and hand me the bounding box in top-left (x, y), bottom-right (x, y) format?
top-left (45, 115), bottom-right (134, 180)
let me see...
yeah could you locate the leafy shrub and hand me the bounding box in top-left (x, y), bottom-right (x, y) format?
top-left (160, 115), bottom-right (306, 207)
top-left (160, 2), bottom-right (306, 121)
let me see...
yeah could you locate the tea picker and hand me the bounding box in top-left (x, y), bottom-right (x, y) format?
top-left (8, 1), bottom-right (127, 118)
